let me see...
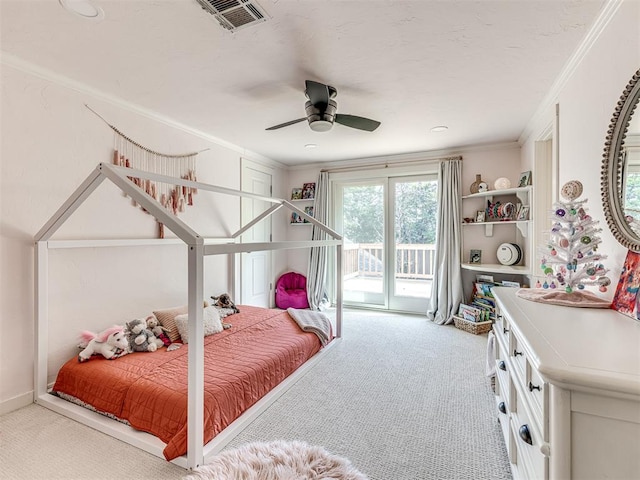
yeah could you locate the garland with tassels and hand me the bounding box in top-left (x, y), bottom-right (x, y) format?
top-left (86, 105), bottom-right (208, 238)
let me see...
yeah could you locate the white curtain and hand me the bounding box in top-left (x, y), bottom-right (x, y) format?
top-left (427, 159), bottom-right (464, 325)
top-left (307, 171), bottom-right (330, 310)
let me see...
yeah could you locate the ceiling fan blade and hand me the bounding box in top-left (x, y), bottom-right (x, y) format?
top-left (265, 118), bottom-right (307, 131)
top-left (305, 80), bottom-right (330, 107)
top-left (335, 114), bottom-right (381, 132)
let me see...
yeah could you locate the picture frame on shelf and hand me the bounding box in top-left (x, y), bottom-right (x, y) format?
top-left (517, 206), bottom-right (530, 220)
top-left (470, 249), bottom-right (482, 264)
top-left (290, 212), bottom-right (303, 224)
top-left (302, 182), bottom-right (316, 199)
top-left (291, 188), bottom-right (303, 200)
top-left (518, 170), bottom-right (532, 187)
top-left (475, 210), bottom-right (486, 223)
top-left (303, 206), bottom-right (314, 223)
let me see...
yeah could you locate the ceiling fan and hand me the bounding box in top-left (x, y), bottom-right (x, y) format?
top-left (266, 80), bottom-right (381, 133)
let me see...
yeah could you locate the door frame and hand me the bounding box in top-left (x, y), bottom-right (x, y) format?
top-left (331, 164), bottom-right (438, 313)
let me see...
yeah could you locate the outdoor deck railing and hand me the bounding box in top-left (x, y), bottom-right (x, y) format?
top-left (343, 243), bottom-right (436, 280)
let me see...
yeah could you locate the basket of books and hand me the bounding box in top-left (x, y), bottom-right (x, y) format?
top-left (452, 315), bottom-right (493, 335)
top-left (453, 302), bottom-right (493, 335)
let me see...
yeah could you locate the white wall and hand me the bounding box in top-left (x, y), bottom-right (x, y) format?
top-left (0, 64), bottom-right (285, 411)
top-left (521, 0), bottom-right (640, 297)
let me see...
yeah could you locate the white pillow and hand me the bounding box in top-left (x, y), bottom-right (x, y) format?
top-left (174, 306), bottom-right (223, 344)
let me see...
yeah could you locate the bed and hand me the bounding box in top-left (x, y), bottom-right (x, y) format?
top-left (52, 306), bottom-right (326, 461)
top-left (35, 162), bottom-right (344, 469)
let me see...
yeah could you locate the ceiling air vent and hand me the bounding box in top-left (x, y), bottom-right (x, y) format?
top-left (195, 0), bottom-right (269, 32)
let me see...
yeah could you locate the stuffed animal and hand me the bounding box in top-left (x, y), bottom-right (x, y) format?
top-left (78, 326), bottom-right (129, 362)
top-left (145, 315), bottom-right (171, 347)
top-left (125, 318), bottom-right (160, 352)
top-left (211, 293), bottom-right (240, 314)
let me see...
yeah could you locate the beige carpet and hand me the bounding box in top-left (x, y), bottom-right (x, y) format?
top-left (183, 440), bottom-right (368, 480)
top-left (0, 403), bottom-right (185, 480)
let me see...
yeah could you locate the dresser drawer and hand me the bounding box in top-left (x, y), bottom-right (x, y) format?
top-left (510, 332), bottom-right (526, 379)
top-left (495, 349), bottom-right (512, 411)
top-left (494, 310), bottom-right (510, 345)
top-left (511, 388), bottom-right (548, 480)
top-left (525, 360), bottom-right (546, 424)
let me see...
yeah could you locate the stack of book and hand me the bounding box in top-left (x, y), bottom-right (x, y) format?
top-left (458, 276), bottom-right (523, 322)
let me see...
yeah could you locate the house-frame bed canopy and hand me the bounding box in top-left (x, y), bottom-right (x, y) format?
top-left (34, 162), bottom-right (343, 470)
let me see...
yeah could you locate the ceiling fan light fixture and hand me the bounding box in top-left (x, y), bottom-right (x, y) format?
top-left (59, 0), bottom-right (104, 20)
top-left (309, 120), bottom-right (333, 132)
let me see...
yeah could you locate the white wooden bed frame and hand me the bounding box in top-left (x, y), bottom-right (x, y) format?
top-left (34, 162), bottom-right (343, 470)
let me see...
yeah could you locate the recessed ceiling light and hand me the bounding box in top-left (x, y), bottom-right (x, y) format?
top-left (59, 0), bottom-right (105, 20)
top-left (430, 125), bottom-right (449, 133)
top-left (304, 144), bottom-right (318, 149)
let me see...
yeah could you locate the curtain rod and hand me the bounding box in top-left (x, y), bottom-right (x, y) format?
top-left (320, 155), bottom-right (462, 173)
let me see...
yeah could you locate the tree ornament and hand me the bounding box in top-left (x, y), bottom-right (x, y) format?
top-left (561, 180), bottom-right (583, 200)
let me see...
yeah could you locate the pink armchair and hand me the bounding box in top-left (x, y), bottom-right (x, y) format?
top-left (275, 272), bottom-right (310, 309)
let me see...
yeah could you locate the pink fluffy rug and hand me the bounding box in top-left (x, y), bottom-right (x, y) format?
top-left (183, 440), bottom-right (368, 480)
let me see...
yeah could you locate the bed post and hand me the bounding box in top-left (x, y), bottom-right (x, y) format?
top-left (187, 242), bottom-right (205, 470)
top-left (34, 241), bottom-right (49, 400)
top-left (335, 243), bottom-right (343, 338)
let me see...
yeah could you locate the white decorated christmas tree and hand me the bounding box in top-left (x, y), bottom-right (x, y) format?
top-left (536, 181), bottom-right (611, 294)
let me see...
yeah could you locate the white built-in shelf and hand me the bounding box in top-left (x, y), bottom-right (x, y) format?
top-left (462, 185), bottom-right (531, 200)
top-left (290, 198), bottom-right (314, 202)
top-left (290, 222), bottom-right (312, 226)
top-left (462, 220), bottom-right (530, 237)
top-left (460, 262), bottom-right (531, 275)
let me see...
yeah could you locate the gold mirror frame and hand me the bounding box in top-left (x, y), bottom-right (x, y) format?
top-left (601, 69), bottom-right (640, 251)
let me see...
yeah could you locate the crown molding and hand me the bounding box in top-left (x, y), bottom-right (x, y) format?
top-left (286, 141), bottom-right (520, 172)
top-left (0, 52), bottom-right (285, 170)
top-left (518, 0), bottom-right (623, 145)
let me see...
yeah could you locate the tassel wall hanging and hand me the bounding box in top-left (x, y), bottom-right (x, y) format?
top-left (87, 105), bottom-right (207, 238)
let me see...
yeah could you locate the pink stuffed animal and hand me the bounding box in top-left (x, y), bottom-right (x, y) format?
top-left (78, 326), bottom-right (129, 362)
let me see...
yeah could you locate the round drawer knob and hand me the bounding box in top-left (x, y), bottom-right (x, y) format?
top-left (498, 361), bottom-right (507, 371)
top-left (513, 349), bottom-right (523, 357)
top-left (528, 381), bottom-right (541, 392)
top-left (503, 326), bottom-right (509, 334)
top-left (498, 402), bottom-right (507, 414)
top-left (519, 424), bottom-right (533, 445)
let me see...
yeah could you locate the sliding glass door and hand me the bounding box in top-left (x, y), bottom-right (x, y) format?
top-left (338, 181), bottom-right (386, 306)
top-left (335, 174), bottom-right (437, 313)
top-left (389, 176), bottom-right (438, 311)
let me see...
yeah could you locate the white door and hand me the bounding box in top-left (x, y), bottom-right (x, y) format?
top-left (241, 163), bottom-right (272, 307)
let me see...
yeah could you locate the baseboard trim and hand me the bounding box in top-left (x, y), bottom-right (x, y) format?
top-left (0, 391), bottom-right (33, 415)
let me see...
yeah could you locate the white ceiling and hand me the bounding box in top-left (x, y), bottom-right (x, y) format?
top-left (0, 0), bottom-right (606, 166)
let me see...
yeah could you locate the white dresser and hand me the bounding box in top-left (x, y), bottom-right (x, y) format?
top-left (491, 287), bottom-right (640, 480)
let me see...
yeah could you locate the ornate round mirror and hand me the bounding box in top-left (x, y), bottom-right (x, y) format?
top-left (601, 69), bottom-right (640, 251)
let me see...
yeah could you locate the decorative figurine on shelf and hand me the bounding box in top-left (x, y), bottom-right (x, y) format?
top-left (517, 180), bottom-right (611, 308)
top-left (469, 174), bottom-right (484, 194)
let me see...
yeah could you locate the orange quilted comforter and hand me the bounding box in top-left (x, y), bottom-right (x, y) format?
top-left (52, 306), bottom-right (323, 460)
